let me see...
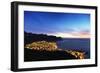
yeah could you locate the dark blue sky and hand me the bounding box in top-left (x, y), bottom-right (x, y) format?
top-left (24, 11), bottom-right (90, 38)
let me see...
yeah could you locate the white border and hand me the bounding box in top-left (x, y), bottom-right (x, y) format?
top-left (18, 5), bottom-right (96, 68)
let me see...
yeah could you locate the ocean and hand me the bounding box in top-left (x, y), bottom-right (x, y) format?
top-left (57, 38), bottom-right (90, 58)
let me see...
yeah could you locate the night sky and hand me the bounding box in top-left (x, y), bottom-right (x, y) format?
top-left (24, 11), bottom-right (90, 38)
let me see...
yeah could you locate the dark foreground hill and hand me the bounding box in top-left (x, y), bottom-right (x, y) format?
top-left (24, 48), bottom-right (77, 62)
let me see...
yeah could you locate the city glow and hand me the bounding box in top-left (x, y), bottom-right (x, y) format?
top-left (48, 32), bottom-right (90, 38)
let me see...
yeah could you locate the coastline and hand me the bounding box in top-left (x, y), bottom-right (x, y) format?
top-left (24, 41), bottom-right (86, 62)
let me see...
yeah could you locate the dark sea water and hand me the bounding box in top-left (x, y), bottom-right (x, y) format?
top-left (57, 38), bottom-right (90, 58)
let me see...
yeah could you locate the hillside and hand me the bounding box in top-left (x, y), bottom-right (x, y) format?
top-left (24, 41), bottom-right (85, 61)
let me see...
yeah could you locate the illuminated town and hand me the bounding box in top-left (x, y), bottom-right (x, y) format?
top-left (25, 41), bottom-right (85, 59)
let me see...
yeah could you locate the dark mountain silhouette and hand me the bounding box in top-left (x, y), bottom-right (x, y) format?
top-left (24, 31), bottom-right (62, 45)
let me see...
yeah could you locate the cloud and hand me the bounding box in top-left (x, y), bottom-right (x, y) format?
top-left (49, 29), bottom-right (90, 38)
top-left (70, 30), bottom-right (90, 38)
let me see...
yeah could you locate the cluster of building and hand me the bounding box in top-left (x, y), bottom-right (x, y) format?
top-left (25, 41), bottom-right (58, 51)
top-left (65, 50), bottom-right (85, 59)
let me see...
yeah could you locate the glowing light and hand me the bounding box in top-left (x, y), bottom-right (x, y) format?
top-left (48, 31), bottom-right (90, 38)
top-left (55, 33), bottom-right (76, 38)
